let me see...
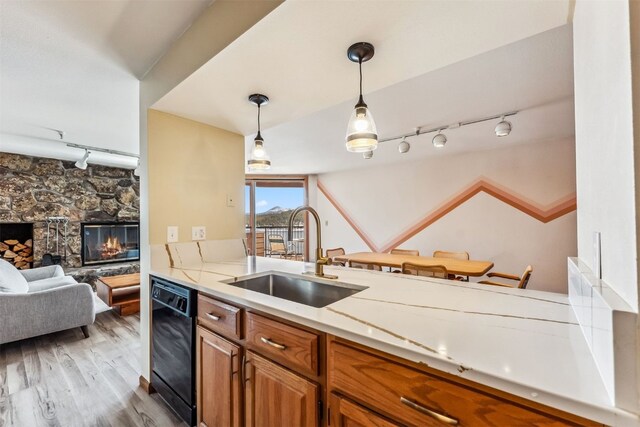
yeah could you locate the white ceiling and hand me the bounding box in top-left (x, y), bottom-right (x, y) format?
top-left (153, 0), bottom-right (572, 137)
top-left (252, 24), bottom-right (576, 174)
top-left (0, 0), bottom-right (211, 166)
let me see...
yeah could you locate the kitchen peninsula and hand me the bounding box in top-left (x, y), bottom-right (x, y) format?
top-left (149, 243), bottom-right (637, 426)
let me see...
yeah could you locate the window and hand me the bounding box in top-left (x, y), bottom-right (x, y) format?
top-left (245, 177), bottom-right (308, 261)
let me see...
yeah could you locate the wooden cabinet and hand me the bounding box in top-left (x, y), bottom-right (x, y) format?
top-left (245, 312), bottom-right (319, 377)
top-left (198, 294), bottom-right (242, 340)
top-left (329, 393), bottom-right (399, 427)
top-left (197, 326), bottom-right (242, 427)
top-left (327, 337), bottom-right (599, 427)
top-left (244, 351), bottom-right (319, 427)
top-left (195, 292), bottom-right (599, 427)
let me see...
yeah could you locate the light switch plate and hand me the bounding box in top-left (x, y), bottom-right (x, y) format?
top-left (192, 226), bottom-right (206, 241)
top-left (226, 194), bottom-right (235, 207)
top-left (167, 226), bottom-right (178, 243)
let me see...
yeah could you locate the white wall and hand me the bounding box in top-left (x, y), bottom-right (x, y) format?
top-left (317, 138), bottom-right (577, 293)
top-left (573, 0), bottom-right (638, 311)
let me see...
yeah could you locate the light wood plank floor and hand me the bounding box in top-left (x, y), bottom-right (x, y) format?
top-left (0, 311), bottom-right (187, 427)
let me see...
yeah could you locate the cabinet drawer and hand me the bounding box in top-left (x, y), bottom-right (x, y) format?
top-left (328, 341), bottom-right (575, 427)
top-left (198, 294), bottom-right (242, 340)
top-left (245, 312), bottom-right (319, 376)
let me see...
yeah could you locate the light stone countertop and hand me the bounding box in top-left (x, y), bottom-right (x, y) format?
top-left (150, 256), bottom-right (639, 426)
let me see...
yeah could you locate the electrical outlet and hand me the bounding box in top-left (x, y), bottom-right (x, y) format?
top-left (192, 226), bottom-right (206, 241)
top-left (226, 194), bottom-right (235, 207)
top-left (167, 226), bottom-right (178, 243)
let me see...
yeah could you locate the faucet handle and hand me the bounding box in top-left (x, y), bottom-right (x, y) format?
top-left (318, 256), bottom-right (332, 266)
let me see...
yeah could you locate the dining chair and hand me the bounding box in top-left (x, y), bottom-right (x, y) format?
top-left (388, 248), bottom-right (420, 272)
top-left (433, 250), bottom-right (470, 281)
top-left (390, 248), bottom-right (420, 256)
top-left (401, 262), bottom-right (448, 279)
top-left (479, 265), bottom-right (533, 289)
top-left (266, 234), bottom-right (295, 259)
top-left (348, 261), bottom-right (382, 271)
top-left (326, 248), bottom-right (346, 266)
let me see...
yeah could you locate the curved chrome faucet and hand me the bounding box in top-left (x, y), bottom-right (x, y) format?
top-left (288, 206), bottom-right (337, 279)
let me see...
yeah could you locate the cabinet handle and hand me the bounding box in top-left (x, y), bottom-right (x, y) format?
top-left (241, 355), bottom-right (246, 384)
top-left (260, 337), bottom-right (287, 350)
top-left (400, 396), bottom-right (458, 425)
top-left (206, 313), bottom-right (221, 321)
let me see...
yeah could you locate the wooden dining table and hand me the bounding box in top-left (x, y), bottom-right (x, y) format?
top-left (334, 252), bottom-right (494, 277)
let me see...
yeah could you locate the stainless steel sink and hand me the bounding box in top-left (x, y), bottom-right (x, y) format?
top-left (222, 273), bottom-right (367, 308)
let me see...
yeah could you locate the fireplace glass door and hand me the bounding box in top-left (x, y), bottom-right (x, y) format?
top-left (82, 223), bottom-right (140, 266)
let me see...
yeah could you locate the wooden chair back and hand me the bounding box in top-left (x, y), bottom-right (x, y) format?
top-left (390, 248), bottom-right (420, 256)
top-left (519, 265), bottom-right (533, 289)
top-left (348, 261), bottom-right (382, 271)
top-left (326, 248), bottom-right (345, 258)
top-left (401, 262), bottom-right (448, 279)
top-left (268, 235), bottom-right (286, 253)
top-left (433, 250), bottom-right (469, 260)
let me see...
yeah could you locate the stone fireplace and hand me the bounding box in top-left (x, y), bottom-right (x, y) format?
top-left (0, 152), bottom-right (140, 286)
top-left (81, 222), bottom-right (140, 266)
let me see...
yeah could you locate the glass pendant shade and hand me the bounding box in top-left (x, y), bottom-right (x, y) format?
top-left (345, 104), bottom-right (378, 152)
top-left (247, 135), bottom-right (270, 170)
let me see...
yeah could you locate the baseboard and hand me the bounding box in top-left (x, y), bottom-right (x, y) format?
top-left (139, 375), bottom-right (155, 394)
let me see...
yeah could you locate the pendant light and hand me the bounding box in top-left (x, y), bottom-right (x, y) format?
top-left (345, 42), bottom-right (378, 153)
top-left (247, 94), bottom-right (271, 170)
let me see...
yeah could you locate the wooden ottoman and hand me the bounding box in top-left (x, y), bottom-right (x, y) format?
top-left (96, 273), bottom-right (140, 316)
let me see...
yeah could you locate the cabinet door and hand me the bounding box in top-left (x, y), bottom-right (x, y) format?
top-left (329, 393), bottom-right (400, 427)
top-left (245, 351), bottom-right (319, 427)
top-left (197, 326), bottom-right (242, 427)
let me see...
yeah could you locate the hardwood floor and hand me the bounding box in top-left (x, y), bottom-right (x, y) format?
top-left (0, 311), bottom-right (186, 427)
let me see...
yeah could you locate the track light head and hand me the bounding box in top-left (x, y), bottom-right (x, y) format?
top-left (363, 150), bottom-right (374, 159)
top-left (495, 116), bottom-right (512, 137)
top-left (398, 137), bottom-right (410, 154)
top-left (74, 150), bottom-right (90, 170)
top-left (432, 131), bottom-right (447, 148)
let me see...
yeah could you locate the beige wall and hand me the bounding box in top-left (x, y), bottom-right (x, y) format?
top-left (148, 110), bottom-right (245, 245)
top-left (315, 138), bottom-right (577, 293)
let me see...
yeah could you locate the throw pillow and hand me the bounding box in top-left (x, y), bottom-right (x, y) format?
top-left (0, 259), bottom-right (29, 293)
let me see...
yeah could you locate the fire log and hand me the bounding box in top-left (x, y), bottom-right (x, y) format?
top-left (3, 250), bottom-right (17, 259)
top-left (25, 239), bottom-right (33, 248)
top-left (4, 240), bottom-right (18, 245)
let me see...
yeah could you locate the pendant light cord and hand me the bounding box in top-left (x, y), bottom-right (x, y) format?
top-left (359, 59), bottom-right (363, 97)
top-left (257, 104), bottom-right (261, 132)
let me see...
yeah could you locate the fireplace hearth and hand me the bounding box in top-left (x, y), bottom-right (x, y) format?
top-left (81, 223), bottom-right (139, 266)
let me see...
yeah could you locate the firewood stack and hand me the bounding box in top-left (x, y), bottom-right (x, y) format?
top-left (1, 239), bottom-right (33, 269)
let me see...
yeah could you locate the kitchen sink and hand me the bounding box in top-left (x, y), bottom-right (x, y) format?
top-left (222, 273), bottom-right (367, 308)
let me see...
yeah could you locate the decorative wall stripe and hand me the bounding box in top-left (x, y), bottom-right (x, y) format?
top-left (317, 178), bottom-right (577, 254)
top-left (317, 180), bottom-right (378, 252)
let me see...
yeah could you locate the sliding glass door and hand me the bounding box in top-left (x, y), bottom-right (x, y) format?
top-left (245, 177), bottom-right (308, 261)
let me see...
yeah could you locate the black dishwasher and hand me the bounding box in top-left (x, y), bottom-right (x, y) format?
top-left (151, 276), bottom-right (197, 426)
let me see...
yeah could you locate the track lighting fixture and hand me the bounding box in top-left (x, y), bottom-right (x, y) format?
top-left (247, 94), bottom-right (271, 171)
top-left (494, 116), bottom-right (512, 137)
top-left (345, 42), bottom-right (378, 153)
top-left (74, 149), bottom-right (90, 170)
top-left (363, 150), bottom-right (374, 159)
top-left (432, 131), bottom-right (447, 148)
top-left (398, 137), bottom-right (410, 154)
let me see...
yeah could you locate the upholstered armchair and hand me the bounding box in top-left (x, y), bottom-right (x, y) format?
top-left (0, 260), bottom-right (95, 344)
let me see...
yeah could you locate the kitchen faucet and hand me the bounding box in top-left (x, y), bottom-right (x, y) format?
top-left (288, 206), bottom-right (337, 280)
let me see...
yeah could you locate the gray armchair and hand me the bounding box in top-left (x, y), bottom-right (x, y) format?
top-left (0, 261), bottom-right (95, 344)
